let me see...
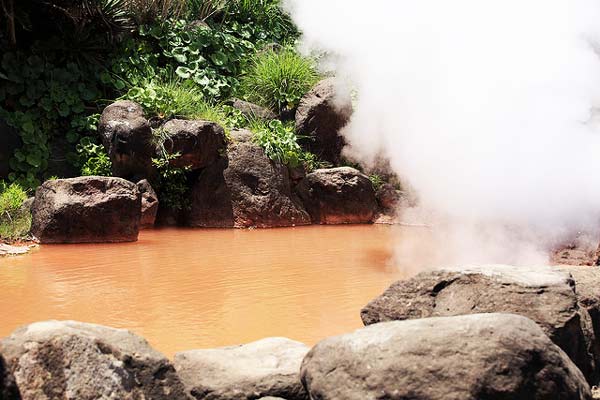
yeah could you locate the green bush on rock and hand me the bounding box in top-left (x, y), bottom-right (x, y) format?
top-left (0, 182), bottom-right (31, 240)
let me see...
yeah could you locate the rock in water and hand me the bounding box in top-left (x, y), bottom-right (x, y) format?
top-left (361, 264), bottom-right (599, 384)
top-left (301, 313), bottom-right (592, 400)
top-left (31, 176), bottom-right (141, 243)
top-left (0, 321), bottom-right (188, 400)
top-left (189, 130), bottom-right (310, 228)
top-left (162, 119), bottom-right (227, 170)
top-left (296, 167), bottom-right (377, 224)
top-left (137, 179), bottom-right (159, 228)
top-left (99, 100), bottom-right (155, 180)
top-left (174, 337), bottom-right (309, 400)
top-left (295, 78), bottom-right (352, 164)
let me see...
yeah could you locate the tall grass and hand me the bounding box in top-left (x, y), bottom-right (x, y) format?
top-left (0, 182), bottom-right (31, 241)
top-left (240, 48), bottom-right (320, 113)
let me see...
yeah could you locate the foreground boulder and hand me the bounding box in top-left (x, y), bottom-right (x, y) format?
top-left (174, 337), bottom-right (308, 400)
top-left (189, 130), bottom-right (310, 228)
top-left (162, 119), bottom-right (227, 170)
top-left (361, 265), bottom-right (598, 384)
top-left (137, 179), bottom-right (159, 228)
top-left (301, 313), bottom-right (592, 400)
top-left (31, 176), bottom-right (141, 243)
top-left (296, 167), bottom-right (377, 224)
top-left (295, 78), bottom-right (352, 164)
top-left (0, 353), bottom-right (19, 400)
top-left (99, 100), bottom-right (155, 180)
top-left (0, 321), bottom-right (188, 400)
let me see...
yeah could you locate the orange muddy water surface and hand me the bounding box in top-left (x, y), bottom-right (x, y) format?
top-left (0, 225), bottom-right (429, 357)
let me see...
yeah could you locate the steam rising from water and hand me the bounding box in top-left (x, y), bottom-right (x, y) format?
top-left (287, 0), bottom-right (600, 265)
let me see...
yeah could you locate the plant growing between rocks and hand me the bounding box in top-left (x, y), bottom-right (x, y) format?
top-left (0, 181), bottom-right (31, 240)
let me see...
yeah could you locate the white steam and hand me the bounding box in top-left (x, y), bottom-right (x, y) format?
top-left (287, 0), bottom-right (600, 265)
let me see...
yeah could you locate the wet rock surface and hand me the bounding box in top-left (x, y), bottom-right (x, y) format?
top-left (295, 78), bottom-right (352, 164)
top-left (0, 321), bottom-right (188, 400)
top-left (99, 100), bottom-right (155, 180)
top-left (361, 264), bottom-right (599, 384)
top-left (137, 179), bottom-right (159, 228)
top-left (296, 167), bottom-right (377, 224)
top-left (31, 176), bottom-right (141, 243)
top-left (301, 313), bottom-right (592, 400)
top-left (162, 119), bottom-right (227, 170)
top-left (189, 130), bottom-right (310, 228)
top-left (174, 337), bottom-right (308, 400)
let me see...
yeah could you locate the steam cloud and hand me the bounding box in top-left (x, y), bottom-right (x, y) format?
top-left (286, 0), bottom-right (600, 266)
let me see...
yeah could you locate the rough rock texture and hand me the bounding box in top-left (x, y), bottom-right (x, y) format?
top-left (361, 265), bottom-right (599, 384)
top-left (376, 183), bottom-right (402, 210)
top-left (0, 352), bottom-right (20, 400)
top-left (162, 119), bottom-right (227, 170)
top-left (31, 176), bottom-right (141, 243)
top-left (0, 321), bottom-right (188, 400)
top-left (137, 179), bottom-right (159, 228)
top-left (174, 337), bottom-right (309, 400)
top-left (295, 78), bottom-right (352, 164)
top-left (551, 235), bottom-right (600, 266)
top-left (232, 99), bottom-right (277, 121)
top-left (189, 130), bottom-right (310, 228)
top-left (0, 118), bottom-right (20, 180)
top-left (295, 167), bottom-right (377, 224)
top-left (99, 100), bottom-right (155, 180)
top-left (301, 313), bottom-right (592, 400)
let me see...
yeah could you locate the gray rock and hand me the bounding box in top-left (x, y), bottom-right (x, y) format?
top-left (162, 119), bottom-right (227, 170)
top-left (137, 179), bottom-right (159, 228)
top-left (361, 264), bottom-right (598, 384)
top-left (99, 100), bottom-right (155, 180)
top-left (0, 321), bottom-right (188, 400)
top-left (174, 337), bottom-right (309, 400)
top-left (295, 78), bottom-right (352, 164)
top-left (295, 167), bottom-right (377, 224)
top-left (31, 176), bottom-right (141, 243)
top-left (232, 99), bottom-right (277, 121)
top-left (301, 313), bottom-right (592, 400)
top-left (189, 130), bottom-right (310, 228)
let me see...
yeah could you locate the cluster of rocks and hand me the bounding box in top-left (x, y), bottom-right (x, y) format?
top-left (2, 264), bottom-right (600, 399)
top-left (24, 78), bottom-right (403, 244)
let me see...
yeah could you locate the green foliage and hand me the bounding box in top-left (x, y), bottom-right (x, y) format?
top-left (0, 182), bottom-right (31, 240)
top-left (240, 48), bottom-right (319, 113)
top-left (77, 137), bottom-right (112, 176)
top-left (369, 174), bottom-right (385, 191)
top-left (151, 154), bottom-right (190, 211)
top-left (251, 119), bottom-right (321, 170)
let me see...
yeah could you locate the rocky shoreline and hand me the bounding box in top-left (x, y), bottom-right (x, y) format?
top-left (2, 263), bottom-right (600, 399)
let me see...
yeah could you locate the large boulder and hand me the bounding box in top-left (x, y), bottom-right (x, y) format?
top-left (0, 321), bottom-right (188, 400)
top-left (295, 78), bottom-right (352, 164)
top-left (137, 179), bottom-right (159, 228)
top-left (231, 99), bottom-right (277, 121)
top-left (301, 313), bottom-right (592, 400)
top-left (162, 119), bottom-right (227, 170)
top-left (31, 176), bottom-right (141, 243)
top-left (188, 130), bottom-right (310, 228)
top-left (99, 100), bottom-right (155, 180)
top-left (0, 353), bottom-right (20, 400)
top-left (295, 167), bottom-right (377, 224)
top-left (174, 337), bottom-right (309, 400)
top-left (361, 265), bottom-right (599, 384)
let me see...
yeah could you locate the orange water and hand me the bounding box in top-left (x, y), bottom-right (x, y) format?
top-left (0, 225), bottom-right (420, 357)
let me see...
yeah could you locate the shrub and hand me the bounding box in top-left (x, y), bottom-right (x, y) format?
top-left (0, 182), bottom-right (31, 240)
top-left (250, 119), bottom-right (323, 170)
top-left (369, 174), bottom-right (385, 191)
top-left (151, 154), bottom-right (190, 211)
top-left (77, 137), bottom-right (112, 176)
top-left (240, 48), bottom-right (319, 114)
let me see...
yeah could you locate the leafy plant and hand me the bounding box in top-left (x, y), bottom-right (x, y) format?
top-left (251, 119), bottom-right (320, 169)
top-left (0, 182), bottom-right (31, 240)
top-left (240, 48), bottom-right (319, 114)
top-left (151, 154), bottom-right (190, 211)
top-left (369, 174), bottom-right (385, 191)
top-left (77, 137), bottom-right (112, 176)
